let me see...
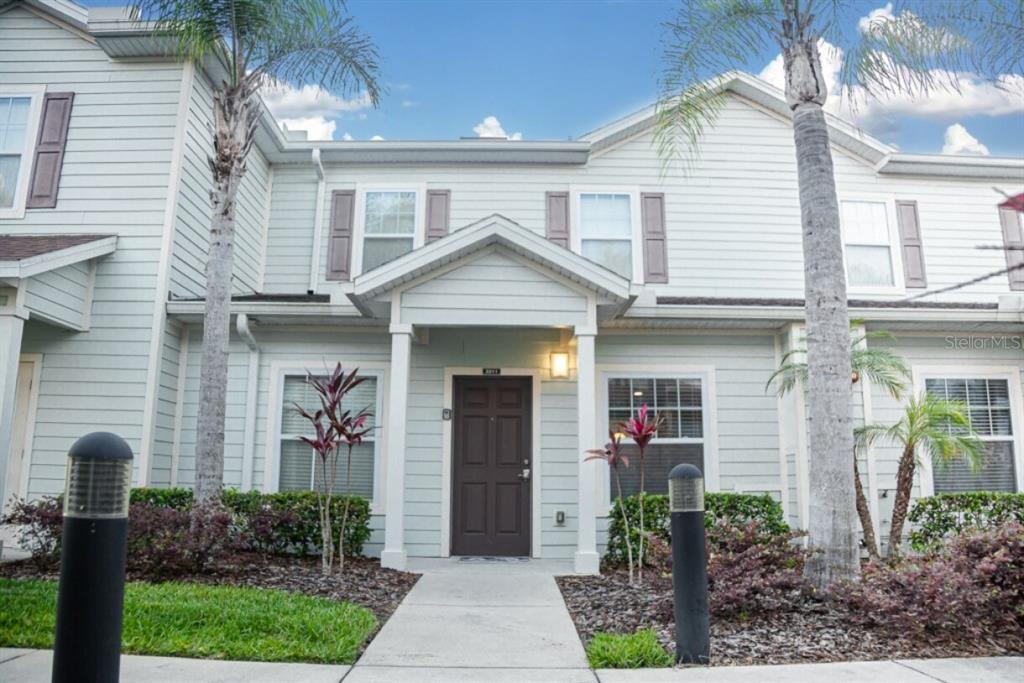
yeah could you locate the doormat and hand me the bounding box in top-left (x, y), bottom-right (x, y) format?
top-left (458, 556), bottom-right (531, 563)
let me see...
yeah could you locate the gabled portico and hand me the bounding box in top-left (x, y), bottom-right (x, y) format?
top-left (348, 215), bottom-right (633, 573)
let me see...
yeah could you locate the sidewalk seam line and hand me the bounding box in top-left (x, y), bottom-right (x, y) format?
top-left (892, 659), bottom-right (947, 682)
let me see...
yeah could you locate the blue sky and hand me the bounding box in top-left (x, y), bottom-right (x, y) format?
top-left (81, 0), bottom-right (1023, 156)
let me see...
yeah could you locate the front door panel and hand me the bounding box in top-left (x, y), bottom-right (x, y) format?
top-left (452, 376), bottom-right (531, 556)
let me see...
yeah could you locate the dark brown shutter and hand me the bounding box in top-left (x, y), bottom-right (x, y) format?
top-left (640, 192), bottom-right (668, 283)
top-left (895, 200), bottom-right (927, 288)
top-left (26, 92), bottom-right (74, 209)
top-left (998, 206), bottom-right (1024, 291)
top-left (326, 190), bottom-right (355, 281)
top-left (545, 191), bottom-right (570, 248)
top-left (425, 189), bottom-right (450, 242)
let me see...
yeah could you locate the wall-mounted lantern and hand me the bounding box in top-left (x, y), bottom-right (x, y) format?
top-left (550, 352), bottom-right (570, 379)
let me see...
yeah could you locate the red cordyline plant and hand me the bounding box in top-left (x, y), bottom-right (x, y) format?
top-left (621, 404), bottom-right (663, 584)
top-left (586, 431), bottom-right (636, 584)
top-left (296, 363), bottom-right (372, 575)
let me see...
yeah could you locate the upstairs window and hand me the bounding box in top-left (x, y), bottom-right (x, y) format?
top-left (840, 200), bottom-right (898, 289)
top-left (925, 377), bottom-right (1017, 493)
top-left (362, 191), bottom-right (416, 272)
top-left (0, 96), bottom-right (32, 213)
top-left (580, 193), bottom-right (633, 279)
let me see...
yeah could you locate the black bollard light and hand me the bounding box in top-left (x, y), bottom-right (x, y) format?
top-left (668, 463), bottom-right (710, 665)
top-left (52, 432), bottom-right (133, 683)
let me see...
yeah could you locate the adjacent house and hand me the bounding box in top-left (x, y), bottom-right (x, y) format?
top-left (1, 0), bottom-right (1021, 571)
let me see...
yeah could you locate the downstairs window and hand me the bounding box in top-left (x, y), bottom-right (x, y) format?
top-left (606, 376), bottom-right (704, 498)
top-left (278, 373), bottom-right (379, 500)
top-left (925, 377), bottom-right (1017, 493)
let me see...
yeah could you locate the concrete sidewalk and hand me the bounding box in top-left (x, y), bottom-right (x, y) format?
top-left (3, 649), bottom-right (1020, 683)
top-left (344, 557), bottom-right (593, 682)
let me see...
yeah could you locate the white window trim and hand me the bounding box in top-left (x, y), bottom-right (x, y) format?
top-left (350, 183), bottom-right (427, 279)
top-left (596, 365), bottom-right (720, 509)
top-left (0, 85), bottom-right (46, 220)
top-left (838, 193), bottom-right (907, 296)
top-left (264, 359), bottom-right (390, 515)
top-left (570, 186), bottom-right (645, 285)
top-left (912, 364), bottom-right (1024, 496)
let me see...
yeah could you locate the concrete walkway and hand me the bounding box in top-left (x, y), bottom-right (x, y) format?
top-left (344, 557), bottom-right (593, 682)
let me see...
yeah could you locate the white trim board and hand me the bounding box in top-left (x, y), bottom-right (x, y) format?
top-left (440, 367), bottom-right (544, 559)
top-left (137, 61), bottom-right (194, 486)
top-left (262, 359), bottom-right (390, 515)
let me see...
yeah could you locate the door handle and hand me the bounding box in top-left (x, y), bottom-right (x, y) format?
top-left (518, 468), bottom-right (531, 481)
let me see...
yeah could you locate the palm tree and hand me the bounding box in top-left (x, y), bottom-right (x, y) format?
top-left (136, 1), bottom-right (381, 505)
top-left (768, 326), bottom-right (909, 558)
top-left (857, 393), bottom-right (986, 560)
top-left (659, 0), bottom-right (1018, 588)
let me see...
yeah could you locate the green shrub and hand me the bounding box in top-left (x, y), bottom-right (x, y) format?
top-left (129, 487), bottom-right (194, 510)
top-left (586, 629), bottom-right (674, 668)
top-left (605, 492), bottom-right (788, 566)
top-left (119, 487), bottom-right (371, 558)
top-left (908, 492), bottom-right (1024, 552)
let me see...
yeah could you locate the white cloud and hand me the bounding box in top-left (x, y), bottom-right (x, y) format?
top-left (279, 116), bottom-right (335, 141)
top-left (401, 100), bottom-right (417, 108)
top-left (370, 135), bottom-right (385, 141)
top-left (261, 80), bottom-right (373, 140)
top-left (757, 32), bottom-right (1024, 141)
top-left (341, 132), bottom-right (354, 142)
top-left (941, 123), bottom-right (990, 156)
top-left (858, 2), bottom-right (895, 34)
top-left (472, 115), bottom-right (522, 140)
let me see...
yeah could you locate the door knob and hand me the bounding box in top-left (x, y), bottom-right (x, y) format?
top-left (518, 468), bottom-right (531, 481)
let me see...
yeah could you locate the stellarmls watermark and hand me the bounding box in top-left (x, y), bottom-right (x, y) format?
top-left (945, 335), bottom-right (1023, 350)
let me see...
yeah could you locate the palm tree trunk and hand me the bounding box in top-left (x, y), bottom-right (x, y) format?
top-left (888, 444), bottom-right (916, 561)
top-left (194, 84), bottom-right (258, 507)
top-left (853, 452), bottom-right (879, 559)
top-left (784, 34), bottom-right (859, 589)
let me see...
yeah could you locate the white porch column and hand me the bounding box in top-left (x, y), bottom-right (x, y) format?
top-left (0, 310), bottom-right (27, 504)
top-left (381, 323), bottom-right (412, 570)
top-left (574, 327), bottom-right (600, 574)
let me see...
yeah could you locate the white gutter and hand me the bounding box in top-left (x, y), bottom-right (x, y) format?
top-left (236, 314), bottom-right (260, 491)
top-left (308, 148), bottom-right (326, 294)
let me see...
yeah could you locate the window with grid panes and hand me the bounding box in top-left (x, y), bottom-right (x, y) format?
top-left (0, 97), bottom-right (31, 210)
top-left (362, 191), bottom-right (416, 272)
top-left (925, 377), bottom-right (1017, 492)
top-left (279, 374), bottom-right (379, 499)
top-left (607, 377), bottom-right (704, 498)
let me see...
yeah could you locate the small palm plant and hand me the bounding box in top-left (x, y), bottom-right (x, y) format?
top-left (857, 392), bottom-right (987, 560)
top-left (586, 432), bottom-right (635, 584)
top-left (621, 404), bottom-right (663, 584)
top-left (768, 326), bottom-right (909, 557)
top-left (767, 328), bottom-right (910, 400)
top-left (330, 383), bottom-right (372, 573)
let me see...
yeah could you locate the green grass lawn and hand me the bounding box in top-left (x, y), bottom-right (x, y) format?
top-left (0, 578), bottom-right (376, 664)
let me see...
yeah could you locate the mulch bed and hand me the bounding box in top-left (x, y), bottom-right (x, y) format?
top-left (557, 567), bottom-right (1023, 667)
top-left (1, 553), bottom-right (418, 636)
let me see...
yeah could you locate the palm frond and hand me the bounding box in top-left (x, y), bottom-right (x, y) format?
top-left (851, 347), bottom-right (909, 399)
top-left (766, 361), bottom-right (808, 397)
top-left (842, 0), bottom-right (1023, 102)
top-left (656, 0), bottom-right (779, 170)
top-left (250, 0), bottom-right (380, 103)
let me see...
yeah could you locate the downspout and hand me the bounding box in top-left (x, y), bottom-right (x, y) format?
top-left (237, 313), bottom-right (260, 491)
top-left (308, 148), bottom-right (326, 294)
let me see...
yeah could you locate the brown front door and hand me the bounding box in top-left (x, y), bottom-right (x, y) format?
top-left (451, 376), bottom-right (531, 556)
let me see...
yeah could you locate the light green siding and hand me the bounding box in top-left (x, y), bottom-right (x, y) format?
top-left (3, 6), bottom-right (184, 495)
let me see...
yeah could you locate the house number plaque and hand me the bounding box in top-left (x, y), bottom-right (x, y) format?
top-left (482, 368), bottom-right (501, 375)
